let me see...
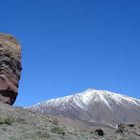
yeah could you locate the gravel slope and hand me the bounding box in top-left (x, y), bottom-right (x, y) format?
top-left (0, 103), bottom-right (140, 140)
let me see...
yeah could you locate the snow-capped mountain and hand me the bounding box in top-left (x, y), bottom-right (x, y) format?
top-left (29, 89), bottom-right (140, 128)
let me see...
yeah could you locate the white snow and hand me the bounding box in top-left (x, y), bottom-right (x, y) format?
top-left (30, 88), bottom-right (140, 111)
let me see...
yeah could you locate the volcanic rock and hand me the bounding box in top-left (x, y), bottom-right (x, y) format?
top-left (0, 33), bottom-right (22, 105)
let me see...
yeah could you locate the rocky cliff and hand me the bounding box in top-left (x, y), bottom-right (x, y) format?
top-left (0, 33), bottom-right (22, 105)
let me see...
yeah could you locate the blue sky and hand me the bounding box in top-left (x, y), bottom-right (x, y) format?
top-left (0, 0), bottom-right (140, 106)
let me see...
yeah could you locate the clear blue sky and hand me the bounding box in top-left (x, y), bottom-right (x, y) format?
top-left (0, 0), bottom-right (140, 106)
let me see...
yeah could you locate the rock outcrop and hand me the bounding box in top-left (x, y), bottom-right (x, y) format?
top-left (0, 33), bottom-right (22, 105)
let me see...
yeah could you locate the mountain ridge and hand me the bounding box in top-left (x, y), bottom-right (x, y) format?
top-left (31, 88), bottom-right (140, 107)
top-left (29, 89), bottom-right (140, 128)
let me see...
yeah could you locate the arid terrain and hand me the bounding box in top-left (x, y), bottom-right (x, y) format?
top-left (0, 103), bottom-right (139, 140)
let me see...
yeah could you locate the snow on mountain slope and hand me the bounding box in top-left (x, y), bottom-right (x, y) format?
top-left (30, 89), bottom-right (140, 111)
top-left (29, 89), bottom-right (140, 128)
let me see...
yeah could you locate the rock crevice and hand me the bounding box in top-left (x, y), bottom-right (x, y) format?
top-left (0, 33), bottom-right (22, 105)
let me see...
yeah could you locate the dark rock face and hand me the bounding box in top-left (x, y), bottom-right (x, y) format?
top-left (95, 129), bottom-right (104, 136)
top-left (0, 33), bottom-right (22, 105)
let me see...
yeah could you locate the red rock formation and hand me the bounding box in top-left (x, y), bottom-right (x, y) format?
top-left (0, 33), bottom-right (22, 105)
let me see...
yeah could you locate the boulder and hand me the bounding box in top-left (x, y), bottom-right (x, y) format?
top-left (0, 33), bottom-right (22, 105)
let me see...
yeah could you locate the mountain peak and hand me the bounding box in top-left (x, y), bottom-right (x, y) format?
top-left (29, 89), bottom-right (140, 128)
